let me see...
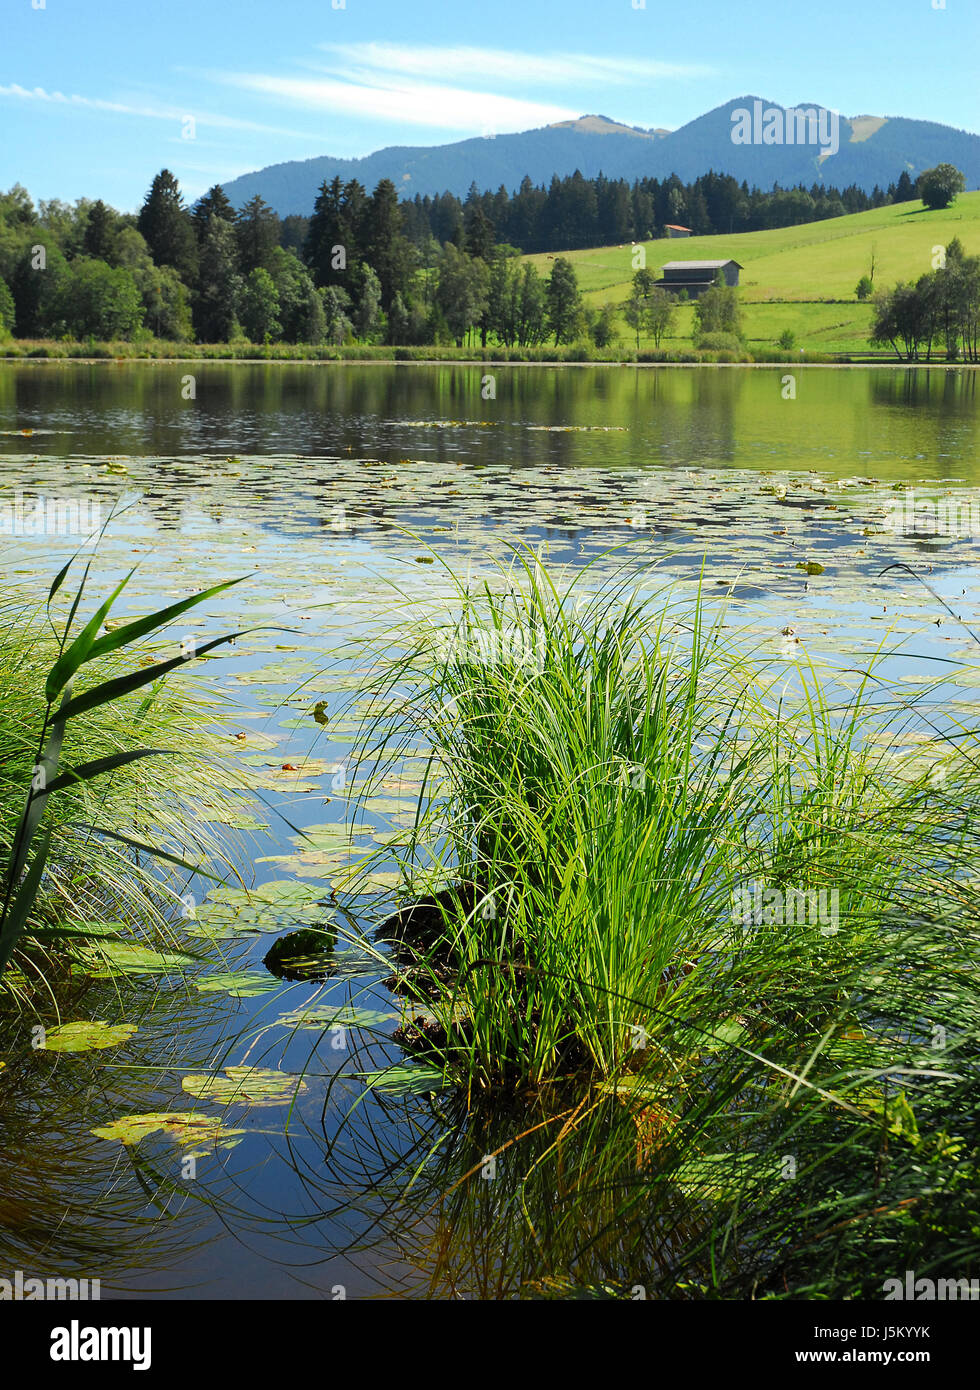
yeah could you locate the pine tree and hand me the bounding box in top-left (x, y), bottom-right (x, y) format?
top-left (894, 170), bottom-right (916, 204)
top-left (464, 205), bottom-right (496, 263)
top-left (366, 178), bottom-right (411, 312)
top-left (193, 215), bottom-right (242, 342)
top-left (192, 185), bottom-right (236, 243)
top-left (137, 170), bottom-right (197, 283)
top-left (236, 194), bottom-right (280, 276)
top-left (82, 200), bottom-right (116, 262)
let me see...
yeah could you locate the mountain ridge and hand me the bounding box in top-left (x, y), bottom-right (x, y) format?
top-left (219, 96), bottom-right (980, 215)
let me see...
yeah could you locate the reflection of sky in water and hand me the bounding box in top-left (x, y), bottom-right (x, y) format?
top-left (2, 364), bottom-right (979, 1297)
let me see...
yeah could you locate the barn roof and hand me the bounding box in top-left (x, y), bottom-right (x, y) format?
top-left (661, 260), bottom-right (743, 270)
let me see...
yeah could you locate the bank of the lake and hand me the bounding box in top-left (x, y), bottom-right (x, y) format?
top-left (0, 337), bottom-right (933, 366)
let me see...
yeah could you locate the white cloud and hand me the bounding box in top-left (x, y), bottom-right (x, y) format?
top-left (314, 43), bottom-right (713, 86)
top-left (210, 71), bottom-right (579, 134)
top-left (0, 83), bottom-right (322, 141)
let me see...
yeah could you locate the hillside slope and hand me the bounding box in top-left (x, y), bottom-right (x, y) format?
top-left (525, 193), bottom-right (980, 303)
top-left (524, 193), bottom-right (980, 353)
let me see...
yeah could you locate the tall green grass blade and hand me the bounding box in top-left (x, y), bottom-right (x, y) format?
top-left (82, 576), bottom-right (248, 667)
top-left (56, 629), bottom-right (249, 723)
top-left (43, 748), bottom-right (174, 796)
top-left (0, 828), bottom-right (52, 975)
top-left (44, 569), bottom-right (134, 702)
top-left (73, 824), bottom-right (226, 882)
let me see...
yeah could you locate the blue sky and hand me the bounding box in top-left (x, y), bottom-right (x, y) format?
top-left (2, 0), bottom-right (978, 211)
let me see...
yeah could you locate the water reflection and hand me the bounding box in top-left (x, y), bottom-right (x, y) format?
top-left (1, 363), bottom-right (978, 480)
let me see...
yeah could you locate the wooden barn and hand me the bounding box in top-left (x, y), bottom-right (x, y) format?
top-left (664, 224), bottom-right (692, 238)
top-left (654, 259), bottom-right (743, 298)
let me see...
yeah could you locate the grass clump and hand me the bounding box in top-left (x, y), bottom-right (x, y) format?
top-left (327, 549), bottom-right (980, 1296)
top-left (350, 551), bottom-right (980, 1096)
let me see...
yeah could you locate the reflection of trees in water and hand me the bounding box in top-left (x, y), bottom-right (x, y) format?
top-left (870, 366), bottom-right (977, 413)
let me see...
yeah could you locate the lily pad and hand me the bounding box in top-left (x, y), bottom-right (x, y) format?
top-left (195, 971), bottom-right (281, 998)
top-left (41, 1021), bottom-right (138, 1053)
top-left (78, 942), bottom-right (198, 978)
top-left (276, 1004), bottom-right (396, 1030)
top-left (181, 1066), bottom-right (308, 1106)
top-left (92, 1111), bottom-right (246, 1154)
top-left (359, 1064), bottom-right (445, 1095)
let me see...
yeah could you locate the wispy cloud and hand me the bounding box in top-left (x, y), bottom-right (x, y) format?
top-left (313, 42), bottom-right (714, 86)
top-left (205, 41), bottom-right (712, 137)
top-left (209, 72), bottom-right (579, 134)
top-left (0, 83), bottom-right (323, 141)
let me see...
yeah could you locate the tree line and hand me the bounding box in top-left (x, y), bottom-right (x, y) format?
top-left (397, 167), bottom-right (922, 255)
top-left (0, 170), bottom-right (615, 348)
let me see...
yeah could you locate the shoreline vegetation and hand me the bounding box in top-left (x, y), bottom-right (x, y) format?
top-left (0, 563), bottom-right (249, 1016)
top-left (331, 551), bottom-right (980, 1294)
top-left (1, 339), bottom-right (974, 366)
top-left (2, 174), bottom-right (977, 370)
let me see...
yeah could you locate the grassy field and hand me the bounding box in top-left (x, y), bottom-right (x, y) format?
top-left (524, 192), bottom-right (980, 353)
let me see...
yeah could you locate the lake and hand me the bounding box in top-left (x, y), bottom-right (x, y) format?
top-left (1, 361), bottom-right (979, 1299)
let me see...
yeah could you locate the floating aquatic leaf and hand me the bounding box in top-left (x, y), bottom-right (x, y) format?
top-left (78, 942), bottom-right (198, 978)
top-left (181, 1066), bottom-right (308, 1106)
top-left (358, 1064), bottom-right (445, 1095)
top-left (228, 728), bottom-right (280, 750)
top-left (276, 1005), bottom-right (396, 1030)
top-left (341, 867), bottom-right (404, 891)
top-left (194, 971), bottom-right (280, 997)
top-left (194, 809), bottom-right (270, 831)
top-left (92, 1111), bottom-right (246, 1152)
top-left (41, 1021), bottom-right (137, 1053)
top-left (360, 795), bottom-right (418, 816)
top-left (207, 879), bottom-right (326, 910)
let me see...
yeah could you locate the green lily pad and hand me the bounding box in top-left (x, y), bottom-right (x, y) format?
top-left (204, 879), bottom-right (327, 913)
top-left (276, 1005), bottom-right (396, 1030)
top-left (358, 1064), bottom-right (446, 1095)
top-left (78, 942), bottom-right (198, 978)
top-left (41, 1021), bottom-right (138, 1053)
top-left (348, 868), bottom-right (404, 891)
top-left (194, 971), bottom-right (281, 998)
top-left (92, 1111), bottom-right (246, 1153)
top-left (181, 1066), bottom-right (308, 1106)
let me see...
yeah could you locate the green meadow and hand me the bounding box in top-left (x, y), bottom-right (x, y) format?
top-left (524, 191), bottom-right (980, 354)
